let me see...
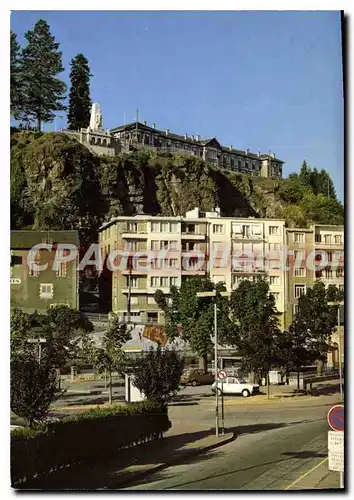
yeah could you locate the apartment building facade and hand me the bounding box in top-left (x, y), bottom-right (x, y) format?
top-left (99, 209), bottom-right (287, 328)
top-left (10, 231), bottom-right (79, 313)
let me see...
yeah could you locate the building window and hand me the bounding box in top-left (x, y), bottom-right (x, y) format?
top-left (169, 258), bottom-right (178, 268)
top-left (170, 223), bottom-right (178, 233)
top-left (294, 267), bottom-right (305, 277)
top-left (334, 235), bottom-right (342, 244)
top-left (124, 311), bottom-right (140, 322)
top-left (161, 277), bottom-right (169, 287)
top-left (29, 268), bottom-right (40, 277)
top-left (147, 312), bottom-right (158, 324)
top-left (151, 222), bottom-right (160, 233)
top-left (242, 225), bottom-right (250, 238)
top-left (148, 296), bottom-right (156, 305)
top-left (293, 304), bottom-right (299, 315)
top-left (271, 292), bottom-right (280, 302)
top-left (269, 276), bottom-right (280, 285)
top-left (151, 240), bottom-right (160, 251)
top-left (127, 277), bottom-right (138, 289)
top-left (336, 268), bottom-right (344, 278)
top-left (315, 233), bottom-right (322, 243)
top-left (127, 222), bottom-right (137, 232)
top-left (40, 283), bottom-right (53, 299)
top-left (182, 241), bottom-right (199, 252)
top-left (294, 285), bottom-right (306, 298)
top-left (169, 240), bottom-right (178, 250)
top-left (294, 232), bottom-right (305, 243)
top-left (213, 224), bottom-right (224, 234)
top-left (127, 241), bottom-right (138, 251)
top-left (324, 234), bottom-right (331, 244)
top-left (130, 297), bottom-right (138, 305)
top-left (170, 277), bottom-right (178, 287)
top-left (339, 284), bottom-right (344, 292)
top-left (252, 225), bottom-right (262, 235)
top-left (161, 222), bottom-right (170, 233)
top-left (56, 262), bottom-right (67, 278)
top-left (269, 226), bottom-right (280, 235)
top-left (151, 277), bottom-right (159, 287)
top-left (294, 250), bottom-right (305, 263)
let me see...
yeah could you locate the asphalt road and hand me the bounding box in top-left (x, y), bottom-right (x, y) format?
top-left (122, 394), bottom-right (340, 490)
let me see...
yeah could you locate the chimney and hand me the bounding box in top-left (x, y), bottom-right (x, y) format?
top-left (144, 120), bottom-right (147, 126)
top-left (245, 149), bottom-right (249, 155)
top-left (258, 151), bottom-right (261, 157)
top-left (195, 134), bottom-right (200, 142)
top-left (153, 123), bottom-right (156, 129)
top-left (229, 145), bottom-right (233, 151)
top-left (184, 133), bottom-right (188, 140)
top-left (191, 135), bottom-right (195, 141)
top-left (165, 129), bottom-right (169, 135)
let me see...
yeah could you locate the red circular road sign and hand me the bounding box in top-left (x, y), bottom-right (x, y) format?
top-left (217, 370), bottom-right (227, 380)
top-left (327, 404), bottom-right (344, 432)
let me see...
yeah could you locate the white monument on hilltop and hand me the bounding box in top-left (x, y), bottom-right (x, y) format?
top-left (89, 103), bottom-right (103, 131)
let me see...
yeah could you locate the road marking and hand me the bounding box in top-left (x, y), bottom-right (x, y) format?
top-left (284, 457), bottom-right (328, 490)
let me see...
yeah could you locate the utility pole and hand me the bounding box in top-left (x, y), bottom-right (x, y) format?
top-left (328, 301), bottom-right (344, 400)
top-left (196, 290), bottom-right (230, 438)
top-left (127, 256), bottom-right (133, 324)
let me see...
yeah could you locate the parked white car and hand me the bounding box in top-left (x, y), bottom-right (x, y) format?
top-left (212, 377), bottom-right (260, 397)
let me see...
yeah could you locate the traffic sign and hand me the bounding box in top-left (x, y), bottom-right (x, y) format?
top-left (328, 431), bottom-right (344, 472)
top-left (217, 370), bottom-right (227, 380)
top-left (327, 405), bottom-right (344, 432)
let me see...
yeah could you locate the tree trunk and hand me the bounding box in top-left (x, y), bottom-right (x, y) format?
top-left (199, 354), bottom-right (208, 374)
top-left (37, 116), bottom-right (41, 132)
top-left (108, 370), bottom-right (112, 405)
top-left (267, 372), bottom-right (270, 399)
top-left (316, 359), bottom-right (324, 376)
top-left (297, 371), bottom-right (300, 391)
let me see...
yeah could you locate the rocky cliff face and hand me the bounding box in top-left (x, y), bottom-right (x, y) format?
top-left (10, 130), bottom-right (344, 243)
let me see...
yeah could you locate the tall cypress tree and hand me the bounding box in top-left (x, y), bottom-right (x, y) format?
top-left (67, 53), bottom-right (92, 130)
top-left (21, 19), bottom-right (66, 131)
top-left (10, 30), bottom-right (23, 118)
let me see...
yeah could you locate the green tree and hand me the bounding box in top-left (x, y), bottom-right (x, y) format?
top-left (228, 278), bottom-right (282, 387)
top-left (21, 19), bottom-right (66, 130)
top-left (132, 344), bottom-right (185, 407)
top-left (10, 307), bottom-right (93, 368)
top-left (11, 355), bottom-right (60, 427)
top-left (67, 53), bottom-right (92, 130)
top-left (288, 281), bottom-right (343, 376)
top-left (10, 30), bottom-right (23, 118)
top-left (155, 276), bottom-right (232, 372)
top-left (86, 314), bottom-right (131, 404)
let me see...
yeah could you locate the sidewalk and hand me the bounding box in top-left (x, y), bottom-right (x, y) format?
top-left (17, 423), bottom-right (235, 490)
top-left (285, 457), bottom-right (343, 490)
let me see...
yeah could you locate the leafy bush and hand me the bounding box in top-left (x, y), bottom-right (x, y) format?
top-left (11, 402), bottom-right (170, 486)
top-left (132, 344), bottom-right (185, 406)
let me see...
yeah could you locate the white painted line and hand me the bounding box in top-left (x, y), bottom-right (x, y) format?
top-left (284, 457), bottom-right (329, 490)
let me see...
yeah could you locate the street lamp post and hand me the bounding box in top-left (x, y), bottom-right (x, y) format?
top-left (196, 290), bottom-right (230, 438)
top-left (27, 338), bottom-right (47, 364)
top-left (328, 301), bottom-right (344, 401)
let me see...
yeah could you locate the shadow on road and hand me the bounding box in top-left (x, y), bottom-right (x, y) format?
top-left (18, 426), bottom-right (236, 490)
top-left (308, 383), bottom-right (341, 397)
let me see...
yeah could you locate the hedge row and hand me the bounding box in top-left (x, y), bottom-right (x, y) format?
top-left (11, 402), bottom-right (171, 486)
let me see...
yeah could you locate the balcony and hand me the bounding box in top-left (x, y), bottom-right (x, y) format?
top-left (181, 232), bottom-right (206, 240)
top-left (121, 288), bottom-right (147, 294)
top-left (314, 240), bottom-right (343, 249)
top-left (231, 232), bottom-right (264, 241)
top-left (121, 230), bottom-right (148, 240)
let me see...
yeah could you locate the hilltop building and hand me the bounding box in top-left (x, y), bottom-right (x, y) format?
top-left (62, 104), bottom-right (284, 179)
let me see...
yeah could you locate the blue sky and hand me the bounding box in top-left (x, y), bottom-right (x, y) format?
top-left (11, 10), bottom-right (344, 200)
